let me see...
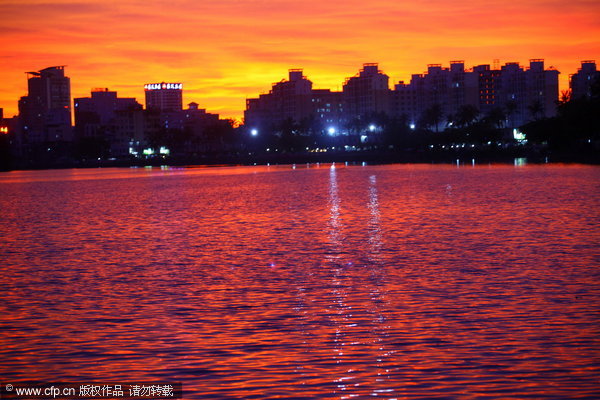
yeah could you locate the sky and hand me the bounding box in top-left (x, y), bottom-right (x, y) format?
top-left (1, 0), bottom-right (599, 120)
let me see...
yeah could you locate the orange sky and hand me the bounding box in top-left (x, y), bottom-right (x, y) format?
top-left (1, 0), bottom-right (599, 121)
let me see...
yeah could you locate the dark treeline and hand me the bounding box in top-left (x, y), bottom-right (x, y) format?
top-left (520, 80), bottom-right (600, 158)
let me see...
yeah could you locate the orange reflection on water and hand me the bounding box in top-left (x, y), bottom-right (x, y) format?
top-left (0, 164), bottom-right (599, 398)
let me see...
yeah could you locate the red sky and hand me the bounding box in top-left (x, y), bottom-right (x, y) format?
top-left (1, 0), bottom-right (599, 120)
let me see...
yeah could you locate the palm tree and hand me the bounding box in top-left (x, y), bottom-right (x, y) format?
top-left (485, 107), bottom-right (506, 129)
top-left (559, 90), bottom-right (572, 105)
top-left (528, 100), bottom-right (544, 121)
top-left (421, 104), bottom-right (443, 132)
top-left (456, 105), bottom-right (480, 128)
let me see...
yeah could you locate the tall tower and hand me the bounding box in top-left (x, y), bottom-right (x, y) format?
top-left (19, 66), bottom-right (72, 144)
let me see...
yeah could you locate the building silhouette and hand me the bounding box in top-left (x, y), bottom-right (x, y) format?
top-left (74, 88), bottom-right (144, 157)
top-left (245, 69), bottom-right (313, 132)
top-left (394, 61), bottom-right (479, 129)
top-left (18, 66), bottom-right (72, 150)
top-left (245, 61), bottom-right (561, 135)
top-left (570, 60), bottom-right (599, 99)
top-left (343, 63), bottom-right (391, 120)
top-left (144, 82), bottom-right (183, 112)
top-left (392, 60), bottom-right (559, 129)
top-left (311, 89), bottom-right (345, 132)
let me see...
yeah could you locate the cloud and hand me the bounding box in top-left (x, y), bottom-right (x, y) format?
top-left (0, 0), bottom-right (598, 119)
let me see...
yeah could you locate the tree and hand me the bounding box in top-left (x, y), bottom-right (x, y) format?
top-left (456, 105), bottom-right (480, 128)
top-left (528, 99), bottom-right (543, 121)
top-left (559, 90), bottom-right (572, 105)
top-left (421, 104), bottom-right (443, 132)
top-left (485, 107), bottom-right (506, 129)
top-left (278, 117), bottom-right (300, 152)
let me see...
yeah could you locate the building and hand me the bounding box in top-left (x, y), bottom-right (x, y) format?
top-left (181, 102), bottom-right (223, 153)
top-left (144, 82), bottom-right (183, 112)
top-left (244, 60), bottom-right (561, 136)
top-left (74, 88), bottom-right (143, 157)
top-left (245, 94), bottom-right (273, 132)
top-left (0, 108), bottom-right (19, 147)
top-left (524, 59), bottom-right (559, 122)
top-left (244, 69), bottom-right (313, 132)
top-left (75, 88), bottom-right (140, 125)
top-left (492, 59), bottom-right (559, 127)
top-left (343, 63), bottom-right (391, 121)
top-left (311, 89), bottom-right (345, 132)
top-left (570, 60), bottom-right (600, 99)
top-left (74, 88), bottom-right (141, 137)
top-left (18, 66), bottom-right (72, 146)
top-left (393, 60), bottom-right (559, 129)
top-left (394, 61), bottom-right (479, 128)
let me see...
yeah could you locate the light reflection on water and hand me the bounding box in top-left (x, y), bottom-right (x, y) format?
top-left (0, 164), bottom-right (599, 399)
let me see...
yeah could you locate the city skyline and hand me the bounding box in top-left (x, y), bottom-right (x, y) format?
top-left (1, 59), bottom-right (594, 122)
top-left (1, 0), bottom-right (598, 120)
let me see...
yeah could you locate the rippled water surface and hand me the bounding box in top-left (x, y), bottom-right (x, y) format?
top-left (1, 164), bottom-right (599, 399)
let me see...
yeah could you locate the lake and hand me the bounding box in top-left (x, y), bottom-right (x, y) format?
top-left (0, 163), bottom-right (599, 399)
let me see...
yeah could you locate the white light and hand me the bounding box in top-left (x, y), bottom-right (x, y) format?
top-left (251, 129), bottom-right (258, 136)
top-left (144, 83), bottom-right (182, 90)
top-left (369, 124), bottom-right (376, 132)
top-left (328, 127), bottom-right (336, 135)
top-left (513, 128), bottom-right (526, 141)
top-left (410, 123), bottom-right (416, 130)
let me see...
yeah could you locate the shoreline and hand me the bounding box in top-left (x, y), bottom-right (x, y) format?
top-left (2, 147), bottom-right (598, 172)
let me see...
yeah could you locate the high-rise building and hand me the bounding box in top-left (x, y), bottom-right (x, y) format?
top-left (393, 61), bottom-right (479, 128)
top-left (18, 66), bottom-right (72, 145)
top-left (524, 59), bottom-right (559, 122)
top-left (271, 69), bottom-right (313, 123)
top-left (570, 60), bottom-right (600, 99)
top-left (144, 82), bottom-right (183, 112)
top-left (343, 63), bottom-right (391, 119)
top-left (392, 60), bottom-right (559, 129)
top-left (245, 69), bottom-right (313, 131)
top-left (492, 59), bottom-right (559, 126)
top-left (244, 60), bottom-right (561, 135)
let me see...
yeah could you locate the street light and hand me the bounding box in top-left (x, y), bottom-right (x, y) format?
top-left (328, 127), bottom-right (336, 136)
top-left (250, 128), bottom-right (258, 136)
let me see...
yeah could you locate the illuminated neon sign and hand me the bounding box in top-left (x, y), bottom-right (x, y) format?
top-left (144, 83), bottom-right (183, 90)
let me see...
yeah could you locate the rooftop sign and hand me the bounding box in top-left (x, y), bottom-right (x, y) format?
top-left (144, 83), bottom-right (183, 90)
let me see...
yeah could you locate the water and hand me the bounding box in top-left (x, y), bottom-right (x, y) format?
top-left (0, 163), bottom-right (599, 399)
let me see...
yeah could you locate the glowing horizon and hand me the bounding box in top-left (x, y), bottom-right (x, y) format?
top-left (1, 0), bottom-right (598, 120)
